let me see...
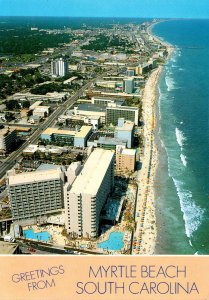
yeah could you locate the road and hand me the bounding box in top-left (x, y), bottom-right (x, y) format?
top-left (0, 74), bottom-right (105, 179)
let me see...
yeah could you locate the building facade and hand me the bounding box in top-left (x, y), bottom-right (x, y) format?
top-left (116, 145), bottom-right (136, 174)
top-left (123, 77), bottom-right (134, 94)
top-left (114, 118), bottom-right (134, 148)
top-left (106, 105), bottom-right (139, 125)
top-left (51, 58), bottom-right (68, 77)
top-left (41, 126), bottom-right (92, 147)
top-left (8, 169), bottom-right (64, 224)
top-left (64, 149), bottom-right (114, 238)
top-left (0, 128), bottom-right (17, 153)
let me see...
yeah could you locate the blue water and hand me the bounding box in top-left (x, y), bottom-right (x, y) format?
top-left (98, 232), bottom-right (124, 251)
top-left (24, 229), bottom-right (51, 242)
top-left (153, 20), bottom-right (209, 255)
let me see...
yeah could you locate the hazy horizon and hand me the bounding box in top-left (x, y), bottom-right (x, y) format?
top-left (0, 0), bottom-right (209, 19)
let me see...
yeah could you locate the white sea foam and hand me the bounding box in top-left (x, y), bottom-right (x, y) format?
top-left (172, 178), bottom-right (205, 238)
top-left (165, 76), bottom-right (175, 92)
top-left (180, 154), bottom-right (187, 167)
top-left (178, 67), bottom-right (184, 71)
top-left (175, 127), bottom-right (186, 149)
top-left (180, 121), bottom-right (184, 124)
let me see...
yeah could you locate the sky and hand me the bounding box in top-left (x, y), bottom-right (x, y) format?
top-left (0, 0), bottom-right (209, 19)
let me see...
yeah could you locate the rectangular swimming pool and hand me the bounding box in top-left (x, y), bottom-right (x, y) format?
top-left (24, 229), bottom-right (51, 242)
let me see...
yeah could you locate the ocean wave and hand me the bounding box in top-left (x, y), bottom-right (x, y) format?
top-left (175, 127), bottom-right (186, 149)
top-left (171, 64), bottom-right (179, 68)
top-left (165, 76), bottom-right (175, 92)
top-left (178, 68), bottom-right (184, 71)
top-left (180, 154), bottom-right (187, 167)
top-left (172, 178), bottom-right (205, 238)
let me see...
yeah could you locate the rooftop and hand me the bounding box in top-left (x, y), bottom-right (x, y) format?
top-left (116, 120), bottom-right (135, 131)
top-left (116, 145), bottom-right (136, 156)
top-left (77, 103), bottom-right (106, 113)
top-left (0, 127), bottom-right (15, 138)
top-left (37, 163), bottom-right (66, 172)
top-left (8, 168), bottom-right (62, 186)
top-left (0, 241), bottom-right (19, 254)
top-left (69, 149), bottom-right (114, 195)
top-left (74, 126), bottom-right (92, 138)
top-left (42, 128), bottom-right (76, 136)
top-left (42, 126), bottom-right (92, 138)
top-left (98, 136), bottom-right (127, 146)
top-left (29, 101), bottom-right (43, 110)
top-left (33, 106), bottom-right (50, 111)
top-left (106, 105), bottom-right (138, 111)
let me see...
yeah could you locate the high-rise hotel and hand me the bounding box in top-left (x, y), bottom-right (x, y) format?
top-left (7, 167), bottom-right (64, 225)
top-left (64, 149), bottom-right (115, 238)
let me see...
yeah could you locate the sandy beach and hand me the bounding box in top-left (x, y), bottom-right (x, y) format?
top-left (132, 24), bottom-right (174, 255)
top-left (132, 67), bottom-right (163, 255)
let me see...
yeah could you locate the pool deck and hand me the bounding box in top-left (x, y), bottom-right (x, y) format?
top-left (22, 183), bottom-right (136, 254)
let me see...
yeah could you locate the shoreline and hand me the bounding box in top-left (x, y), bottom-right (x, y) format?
top-left (132, 20), bottom-right (174, 255)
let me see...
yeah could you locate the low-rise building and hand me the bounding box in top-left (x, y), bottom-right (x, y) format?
top-left (74, 126), bottom-right (92, 148)
top-left (29, 101), bottom-right (43, 111)
top-left (29, 115), bottom-right (42, 124)
top-left (41, 125), bottom-right (92, 147)
top-left (33, 106), bottom-right (50, 117)
top-left (0, 241), bottom-right (21, 254)
top-left (116, 145), bottom-right (136, 173)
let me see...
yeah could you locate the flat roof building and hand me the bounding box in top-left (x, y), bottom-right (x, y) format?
top-left (106, 105), bottom-right (139, 126)
top-left (64, 149), bottom-right (114, 238)
top-left (74, 104), bottom-right (106, 123)
top-left (116, 145), bottom-right (136, 174)
top-left (114, 118), bottom-right (135, 148)
top-left (91, 97), bottom-right (124, 107)
top-left (33, 106), bottom-right (50, 117)
top-left (41, 126), bottom-right (92, 148)
top-left (123, 77), bottom-right (134, 94)
top-left (8, 168), bottom-right (64, 225)
top-left (0, 241), bottom-right (21, 254)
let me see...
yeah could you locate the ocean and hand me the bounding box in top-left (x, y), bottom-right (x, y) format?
top-left (153, 20), bottom-right (209, 255)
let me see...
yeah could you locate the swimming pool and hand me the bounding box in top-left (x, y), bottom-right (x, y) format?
top-left (98, 231), bottom-right (124, 251)
top-left (24, 229), bottom-right (51, 242)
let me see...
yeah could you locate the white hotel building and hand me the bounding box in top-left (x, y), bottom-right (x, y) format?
top-left (64, 149), bottom-right (115, 238)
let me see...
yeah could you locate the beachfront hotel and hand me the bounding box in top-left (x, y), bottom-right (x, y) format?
top-left (106, 105), bottom-right (139, 125)
top-left (7, 167), bottom-right (64, 225)
top-left (116, 145), bottom-right (136, 174)
top-left (114, 118), bottom-right (134, 148)
top-left (64, 149), bottom-right (115, 238)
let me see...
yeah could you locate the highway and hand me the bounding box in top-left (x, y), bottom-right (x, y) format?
top-left (0, 74), bottom-right (104, 179)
